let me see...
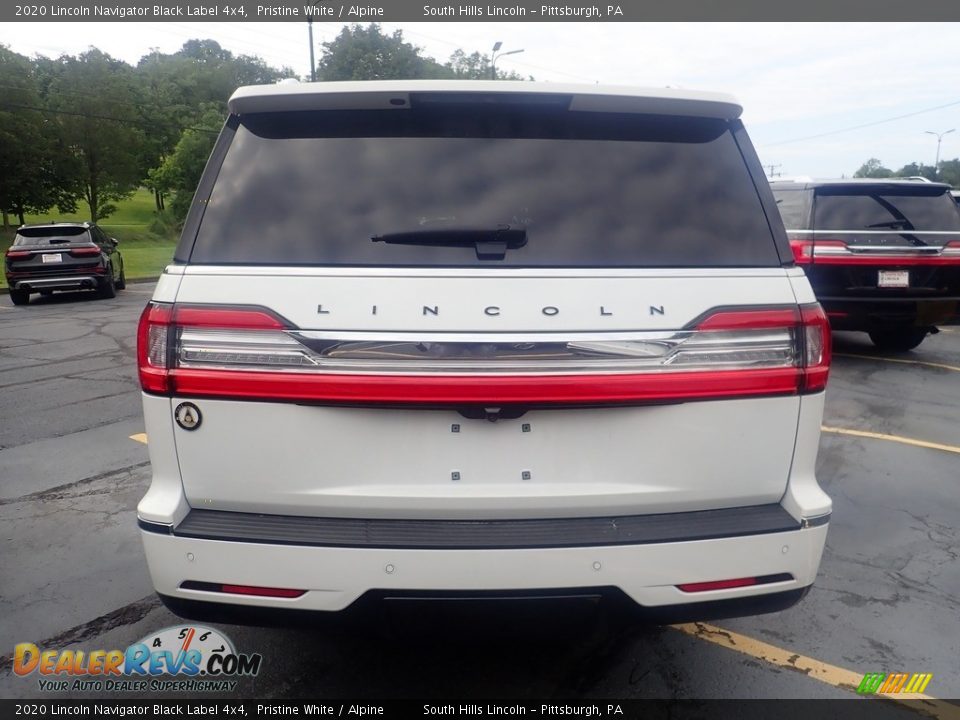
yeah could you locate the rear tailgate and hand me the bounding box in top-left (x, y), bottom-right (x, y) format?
top-left (165, 269), bottom-right (808, 519)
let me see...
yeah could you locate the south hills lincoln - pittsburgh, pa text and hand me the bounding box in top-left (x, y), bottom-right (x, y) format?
top-left (422, 4), bottom-right (624, 17)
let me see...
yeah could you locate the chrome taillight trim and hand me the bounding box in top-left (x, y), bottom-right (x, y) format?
top-left (174, 327), bottom-right (800, 376)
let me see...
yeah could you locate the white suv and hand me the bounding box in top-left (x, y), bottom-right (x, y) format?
top-left (136, 80), bottom-right (832, 623)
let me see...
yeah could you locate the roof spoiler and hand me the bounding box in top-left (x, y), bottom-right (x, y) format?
top-left (228, 80), bottom-right (742, 120)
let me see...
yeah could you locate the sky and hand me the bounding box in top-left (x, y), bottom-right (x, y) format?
top-left (2, 21), bottom-right (959, 178)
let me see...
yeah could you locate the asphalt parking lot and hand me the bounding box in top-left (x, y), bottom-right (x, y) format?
top-left (0, 285), bottom-right (958, 708)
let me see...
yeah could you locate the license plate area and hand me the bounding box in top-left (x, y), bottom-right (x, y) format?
top-left (41, 253), bottom-right (63, 264)
top-left (175, 399), bottom-right (799, 518)
top-left (878, 270), bottom-right (909, 288)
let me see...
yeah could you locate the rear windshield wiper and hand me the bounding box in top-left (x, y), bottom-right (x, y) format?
top-left (372, 226), bottom-right (527, 260)
top-left (866, 219), bottom-right (914, 230)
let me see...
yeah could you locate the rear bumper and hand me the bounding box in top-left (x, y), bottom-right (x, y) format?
top-left (7, 274), bottom-right (101, 291)
top-left (157, 585), bottom-right (812, 627)
top-left (139, 516), bottom-right (828, 619)
top-left (820, 296), bottom-right (960, 329)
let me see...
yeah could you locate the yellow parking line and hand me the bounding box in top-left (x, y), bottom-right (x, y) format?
top-left (129, 433), bottom-right (148, 444)
top-left (834, 352), bottom-right (960, 373)
top-left (821, 426), bottom-right (960, 455)
top-left (673, 623), bottom-right (957, 717)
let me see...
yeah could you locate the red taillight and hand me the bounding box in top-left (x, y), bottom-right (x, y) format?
top-left (137, 303), bottom-right (288, 395)
top-left (138, 303), bottom-right (831, 401)
top-left (173, 305), bottom-right (285, 329)
top-left (70, 247), bottom-right (101, 257)
top-left (137, 302), bottom-right (173, 394)
top-left (788, 238), bottom-right (847, 265)
top-left (5, 249), bottom-right (31, 259)
top-left (696, 304), bottom-right (829, 395)
top-left (789, 239), bottom-right (814, 264)
top-left (791, 237), bottom-right (960, 265)
top-left (800, 303), bottom-right (831, 393)
top-left (169, 368), bottom-right (803, 405)
top-left (695, 308), bottom-right (799, 331)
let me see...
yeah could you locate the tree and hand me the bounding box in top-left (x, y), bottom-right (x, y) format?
top-left (318, 24), bottom-right (451, 81)
top-left (446, 49), bottom-right (491, 79)
top-left (853, 158), bottom-right (893, 179)
top-left (151, 106), bottom-right (222, 223)
top-left (136, 40), bottom-right (294, 211)
top-left (893, 161), bottom-right (936, 181)
top-left (46, 49), bottom-right (145, 222)
top-left (0, 47), bottom-right (70, 227)
top-left (446, 49), bottom-right (526, 80)
top-left (935, 158), bottom-right (960, 188)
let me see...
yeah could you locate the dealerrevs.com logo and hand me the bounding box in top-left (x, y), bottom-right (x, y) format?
top-left (14, 625), bottom-right (262, 693)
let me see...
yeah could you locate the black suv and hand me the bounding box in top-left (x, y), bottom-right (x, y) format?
top-left (4, 222), bottom-right (125, 305)
top-left (771, 179), bottom-right (960, 350)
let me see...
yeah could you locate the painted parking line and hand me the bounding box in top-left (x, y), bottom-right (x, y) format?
top-left (821, 426), bottom-right (960, 456)
top-left (673, 623), bottom-right (957, 716)
top-left (834, 352), bottom-right (960, 374)
top-left (129, 433), bottom-right (148, 444)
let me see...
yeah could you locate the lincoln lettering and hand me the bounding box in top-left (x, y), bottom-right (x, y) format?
top-left (314, 304), bottom-right (666, 316)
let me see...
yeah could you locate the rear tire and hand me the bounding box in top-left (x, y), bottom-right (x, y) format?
top-left (9, 289), bottom-right (29, 306)
top-left (98, 270), bottom-right (117, 299)
top-left (868, 328), bottom-right (927, 352)
top-left (116, 267), bottom-right (126, 290)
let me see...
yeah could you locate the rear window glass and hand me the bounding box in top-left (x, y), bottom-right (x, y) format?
top-left (813, 189), bottom-right (960, 232)
top-left (187, 108), bottom-right (779, 268)
top-left (771, 188), bottom-right (810, 228)
top-left (15, 227), bottom-right (90, 246)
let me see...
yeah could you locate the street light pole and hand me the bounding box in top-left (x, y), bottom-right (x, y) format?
top-left (491, 42), bottom-right (524, 80)
top-left (307, 9), bottom-right (316, 82)
top-left (924, 128), bottom-right (955, 178)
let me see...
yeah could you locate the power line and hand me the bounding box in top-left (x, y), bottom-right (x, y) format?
top-left (761, 99), bottom-right (960, 148)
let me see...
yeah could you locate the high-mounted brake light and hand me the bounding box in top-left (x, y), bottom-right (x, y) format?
top-left (137, 303), bottom-right (831, 404)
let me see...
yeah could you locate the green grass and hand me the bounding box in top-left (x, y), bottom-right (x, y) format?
top-left (2, 188), bottom-right (178, 289)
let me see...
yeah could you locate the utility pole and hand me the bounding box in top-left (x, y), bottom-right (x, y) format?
top-left (765, 163), bottom-right (782, 179)
top-left (307, 7), bottom-right (316, 82)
